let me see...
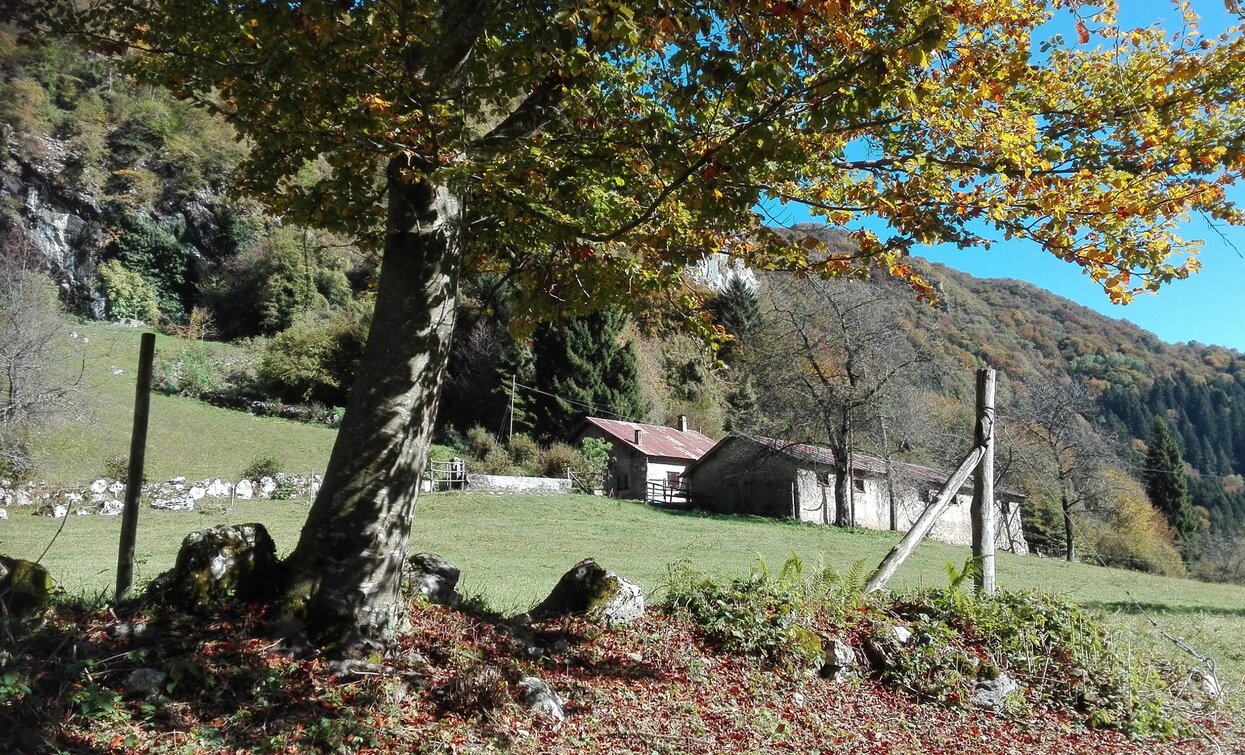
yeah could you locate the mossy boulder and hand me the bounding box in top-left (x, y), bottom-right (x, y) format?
top-left (0, 556), bottom-right (53, 615)
top-left (403, 553), bottom-right (462, 607)
top-left (529, 559), bottom-right (644, 627)
top-left (149, 523), bottom-right (278, 612)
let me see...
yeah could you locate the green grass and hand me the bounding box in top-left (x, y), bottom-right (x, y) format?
top-left (3, 491), bottom-right (1243, 699)
top-left (30, 321), bottom-right (338, 484)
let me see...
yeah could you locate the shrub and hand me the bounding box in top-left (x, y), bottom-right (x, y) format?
top-left (507, 433), bottom-right (540, 469)
top-left (256, 318), bottom-right (337, 402)
top-left (465, 426), bottom-right (500, 460)
top-left (96, 259), bottom-right (159, 323)
top-left (153, 342), bottom-right (229, 398)
top-left (105, 212), bottom-right (194, 321)
top-left (579, 436), bottom-right (612, 476)
top-left (665, 555), bottom-right (828, 672)
top-left (540, 442), bottom-right (581, 478)
top-left (890, 589), bottom-right (1177, 737)
top-left (254, 300), bottom-right (369, 405)
top-left (241, 455), bottom-right (281, 480)
top-left (101, 453), bottom-right (128, 480)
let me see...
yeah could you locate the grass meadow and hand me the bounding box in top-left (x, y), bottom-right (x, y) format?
top-left (4, 491), bottom-right (1243, 701)
top-left (30, 321), bottom-right (337, 484)
top-left (6, 319), bottom-right (1243, 704)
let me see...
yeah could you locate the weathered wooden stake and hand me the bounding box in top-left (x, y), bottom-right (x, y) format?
top-left (115, 332), bottom-right (155, 602)
top-left (971, 367), bottom-right (997, 594)
top-left (864, 446), bottom-right (986, 594)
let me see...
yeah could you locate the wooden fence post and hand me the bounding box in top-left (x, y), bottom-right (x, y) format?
top-left (971, 367), bottom-right (997, 595)
top-left (864, 446), bottom-right (986, 594)
top-left (115, 332), bottom-right (155, 603)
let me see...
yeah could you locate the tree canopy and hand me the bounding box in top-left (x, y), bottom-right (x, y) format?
top-left (45, 0), bottom-right (1245, 314)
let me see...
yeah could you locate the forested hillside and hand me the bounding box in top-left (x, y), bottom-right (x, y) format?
top-left (3, 28), bottom-right (1243, 582)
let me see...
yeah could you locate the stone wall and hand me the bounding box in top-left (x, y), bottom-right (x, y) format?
top-left (462, 474), bottom-right (572, 494)
top-left (0, 472), bottom-right (322, 519)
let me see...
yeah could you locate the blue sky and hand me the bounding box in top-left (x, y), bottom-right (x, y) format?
top-left (770, 1), bottom-right (1245, 353)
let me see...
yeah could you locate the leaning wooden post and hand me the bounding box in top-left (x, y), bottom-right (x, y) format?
top-left (864, 446), bottom-right (985, 594)
top-left (971, 367), bottom-right (997, 595)
top-left (115, 332), bottom-right (155, 602)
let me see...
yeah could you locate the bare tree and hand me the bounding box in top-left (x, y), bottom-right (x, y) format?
top-left (1013, 374), bottom-right (1114, 562)
top-left (745, 274), bottom-right (928, 527)
top-left (0, 229), bottom-right (85, 478)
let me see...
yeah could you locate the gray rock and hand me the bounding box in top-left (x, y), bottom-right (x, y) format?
top-left (99, 500), bottom-right (124, 516)
top-left (110, 622), bottom-right (159, 642)
top-left (124, 668), bottom-right (168, 697)
top-left (1190, 668), bottom-right (1224, 702)
top-left (863, 624), bottom-right (913, 671)
top-left (89, 479), bottom-right (108, 495)
top-left (258, 476), bottom-right (277, 498)
top-left (970, 671), bottom-right (1020, 712)
top-left (518, 676), bottom-right (565, 723)
top-left (151, 495), bottom-right (195, 511)
top-left (820, 637), bottom-right (860, 682)
top-left (404, 553), bottom-right (462, 607)
top-left (0, 508), bottom-right (7, 521)
top-left (529, 559), bottom-right (645, 628)
top-left (151, 523), bottom-right (278, 612)
top-left (204, 478), bottom-right (231, 498)
top-left (234, 479), bottom-right (254, 500)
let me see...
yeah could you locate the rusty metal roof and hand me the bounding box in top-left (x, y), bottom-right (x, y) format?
top-left (577, 417), bottom-right (718, 461)
top-left (687, 434), bottom-right (1024, 499)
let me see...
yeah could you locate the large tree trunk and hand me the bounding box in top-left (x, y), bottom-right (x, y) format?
top-left (281, 162), bottom-right (461, 650)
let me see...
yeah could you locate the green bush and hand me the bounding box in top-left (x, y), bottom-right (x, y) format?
top-left (105, 212), bottom-right (193, 321)
top-left (152, 342), bottom-right (229, 397)
top-left (255, 300), bottom-right (367, 405)
top-left (507, 433), bottom-right (540, 469)
top-left (665, 555), bottom-right (827, 673)
top-left (889, 589), bottom-right (1177, 737)
top-left (101, 453), bottom-right (128, 481)
top-left (465, 426), bottom-right (500, 460)
top-left (95, 259), bottom-right (159, 323)
top-left (241, 455), bottom-right (281, 480)
top-left (539, 442), bottom-right (581, 478)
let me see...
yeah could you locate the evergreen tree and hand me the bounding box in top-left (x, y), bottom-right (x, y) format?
top-left (531, 309), bottom-right (647, 441)
top-left (710, 275), bottom-right (760, 362)
top-left (1144, 417), bottom-right (1203, 558)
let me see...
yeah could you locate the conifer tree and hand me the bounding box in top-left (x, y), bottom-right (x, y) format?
top-left (710, 276), bottom-right (760, 363)
top-left (531, 309), bottom-right (647, 441)
top-left (1144, 417), bottom-right (1202, 558)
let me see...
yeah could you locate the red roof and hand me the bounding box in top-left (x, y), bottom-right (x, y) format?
top-left (577, 417), bottom-right (718, 461)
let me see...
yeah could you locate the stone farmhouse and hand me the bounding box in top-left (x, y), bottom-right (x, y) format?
top-left (571, 416), bottom-right (717, 500)
top-left (682, 434), bottom-right (1028, 554)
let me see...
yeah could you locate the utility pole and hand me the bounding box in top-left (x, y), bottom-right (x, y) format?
top-left (509, 373), bottom-right (516, 443)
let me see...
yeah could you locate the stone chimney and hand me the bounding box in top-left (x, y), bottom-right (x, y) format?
top-left (634, 428), bottom-right (644, 445)
top-left (677, 415), bottom-right (688, 432)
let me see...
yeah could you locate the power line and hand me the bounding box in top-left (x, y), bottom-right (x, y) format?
top-left (511, 381), bottom-right (647, 423)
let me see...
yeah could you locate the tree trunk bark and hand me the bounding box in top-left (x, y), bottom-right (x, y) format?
top-left (833, 466), bottom-right (850, 527)
top-left (281, 162), bottom-right (462, 650)
top-left (1062, 491), bottom-right (1075, 563)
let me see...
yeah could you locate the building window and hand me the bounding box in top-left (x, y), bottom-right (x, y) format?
top-left (853, 475), bottom-right (866, 493)
top-left (817, 471), bottom-right (830, 486)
